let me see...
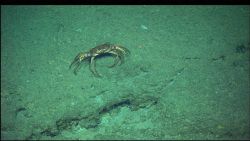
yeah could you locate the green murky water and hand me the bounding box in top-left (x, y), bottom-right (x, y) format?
top-left (1, 5), bottom-right (249, 140)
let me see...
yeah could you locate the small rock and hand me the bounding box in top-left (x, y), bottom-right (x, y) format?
top-left (140, 24), bottom-right (148, 30)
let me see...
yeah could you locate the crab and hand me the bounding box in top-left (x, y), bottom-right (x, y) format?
top-left (69, 42), bottom-right (130, 77)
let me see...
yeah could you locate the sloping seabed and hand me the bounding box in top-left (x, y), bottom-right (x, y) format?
top-left (1, 5), bottom-right (249, 140)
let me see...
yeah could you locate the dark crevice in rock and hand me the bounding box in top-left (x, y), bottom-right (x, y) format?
top-left (30, 94), bottom-right (159, 139)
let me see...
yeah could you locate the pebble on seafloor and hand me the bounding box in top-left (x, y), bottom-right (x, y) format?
top-left (140, 24), bottom-right (148, 30)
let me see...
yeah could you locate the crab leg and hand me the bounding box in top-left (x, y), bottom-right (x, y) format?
top-left (90, 57), bottom-right (101, 77)
top-left (116, 46), bottom-right (130, 55)
top-left (69, 52), bottom-right (84, 69)
top-left (69, 57), bottom-right (79, 69)
top-left (108, 51), bottom-right (121, 68)
top-left (112, 49), bottom-right (125, 65)
top-left (109, 56), bottom-right (120, 68)
top-left (73, 61), bottom-right (83, 75)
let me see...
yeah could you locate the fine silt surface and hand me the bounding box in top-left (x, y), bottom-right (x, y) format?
top-left (1, 5), bottom-right (249, 140)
